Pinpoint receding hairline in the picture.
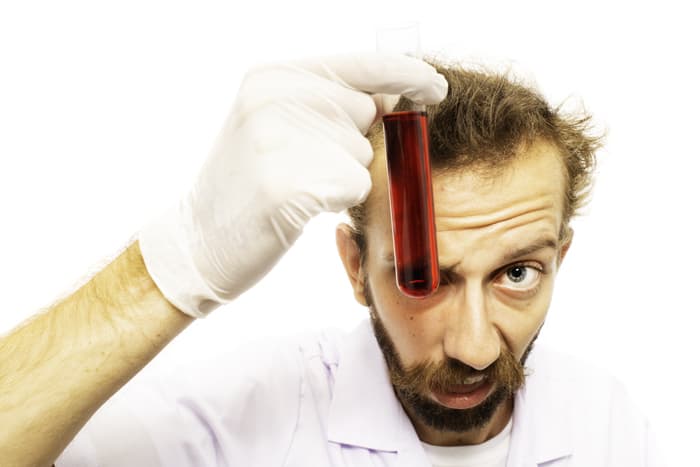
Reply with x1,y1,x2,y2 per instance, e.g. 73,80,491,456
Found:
361,134,569,230
349,59,600,264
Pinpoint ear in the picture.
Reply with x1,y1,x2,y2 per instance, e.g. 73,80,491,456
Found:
336,223,369,306
557,228,574,266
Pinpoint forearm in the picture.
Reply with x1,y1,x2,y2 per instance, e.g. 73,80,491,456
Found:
0,240,193,467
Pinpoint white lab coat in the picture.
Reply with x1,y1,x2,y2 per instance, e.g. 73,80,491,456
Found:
57,320,662,466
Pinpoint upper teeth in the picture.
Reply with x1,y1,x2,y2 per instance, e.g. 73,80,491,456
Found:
461,375,486,385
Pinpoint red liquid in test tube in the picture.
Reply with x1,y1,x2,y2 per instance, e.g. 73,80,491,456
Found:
382,110,439,298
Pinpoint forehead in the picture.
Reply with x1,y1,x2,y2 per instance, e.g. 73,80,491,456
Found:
365,140,567,239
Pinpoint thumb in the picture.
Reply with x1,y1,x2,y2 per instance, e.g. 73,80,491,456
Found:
371,94,402,121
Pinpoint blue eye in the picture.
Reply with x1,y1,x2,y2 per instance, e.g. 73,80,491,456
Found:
507,266,528,283
497,264,542,291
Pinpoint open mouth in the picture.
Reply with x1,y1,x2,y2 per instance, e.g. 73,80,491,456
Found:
430,377,494,410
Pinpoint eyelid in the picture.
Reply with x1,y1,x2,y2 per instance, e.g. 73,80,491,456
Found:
439,261,544,279
515,260,544,272
439,268,456,285
438,259,550,286
493,262,544,295
494,260,546,278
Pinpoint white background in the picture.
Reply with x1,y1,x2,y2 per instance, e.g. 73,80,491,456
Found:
1,0,697,464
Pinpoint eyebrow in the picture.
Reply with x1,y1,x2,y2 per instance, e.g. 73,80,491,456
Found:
497,237,559,265
382,237,559,272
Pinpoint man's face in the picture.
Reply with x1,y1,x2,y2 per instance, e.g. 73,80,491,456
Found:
337,140,570,446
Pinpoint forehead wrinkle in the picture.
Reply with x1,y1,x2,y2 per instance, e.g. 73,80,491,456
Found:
435,198,558,232
431,144,566,227
436,224,559,271
362,137,566,255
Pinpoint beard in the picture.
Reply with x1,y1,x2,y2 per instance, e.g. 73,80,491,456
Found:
364,281,537,434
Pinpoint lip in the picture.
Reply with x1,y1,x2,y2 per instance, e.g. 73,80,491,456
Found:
431,380,494,410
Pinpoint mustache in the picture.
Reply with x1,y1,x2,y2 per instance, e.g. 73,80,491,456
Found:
365,284,531,403
390,348,525,397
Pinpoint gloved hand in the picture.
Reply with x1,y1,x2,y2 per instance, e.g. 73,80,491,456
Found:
138,53,448,318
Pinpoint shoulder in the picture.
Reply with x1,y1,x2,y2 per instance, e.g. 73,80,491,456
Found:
524,344,633,407
162,329,343,403
519,345,653,463
524,344,643,418
174,327,350,413
57,330,348,467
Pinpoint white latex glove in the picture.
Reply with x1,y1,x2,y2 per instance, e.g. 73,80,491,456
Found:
138,53,448,318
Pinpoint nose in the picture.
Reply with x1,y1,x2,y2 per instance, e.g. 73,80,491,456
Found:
442,283,501,371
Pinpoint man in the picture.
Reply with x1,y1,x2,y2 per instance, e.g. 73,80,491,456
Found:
0,53,658,466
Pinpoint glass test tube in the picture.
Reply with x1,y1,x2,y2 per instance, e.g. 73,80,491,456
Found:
377,24,439,299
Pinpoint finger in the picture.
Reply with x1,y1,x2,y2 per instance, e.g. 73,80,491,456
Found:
297,87,378,136
276,99,375,167
293,52,448,105
294,140,373,212
237,64,379,135
244,100,375,168
371,94,401,118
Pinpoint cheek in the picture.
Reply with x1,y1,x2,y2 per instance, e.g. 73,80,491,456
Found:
369,270,446,363
491,280,554,358
369,265,556,364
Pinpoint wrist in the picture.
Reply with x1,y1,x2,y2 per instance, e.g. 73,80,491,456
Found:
138,203,225,318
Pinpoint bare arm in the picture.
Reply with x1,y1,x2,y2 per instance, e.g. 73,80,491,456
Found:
0,240,193,467
0,53,448,467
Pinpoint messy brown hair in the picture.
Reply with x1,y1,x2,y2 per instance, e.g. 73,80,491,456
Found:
348,60,603,263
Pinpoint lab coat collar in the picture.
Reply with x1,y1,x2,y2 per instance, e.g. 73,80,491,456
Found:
327,320,574,466
327,319,420,454
508,346,574,466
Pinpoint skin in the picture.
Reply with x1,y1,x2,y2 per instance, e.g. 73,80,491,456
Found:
0,139,570,463
336,139,572,446
0,242,192,467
